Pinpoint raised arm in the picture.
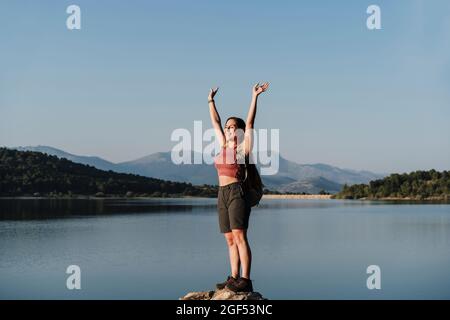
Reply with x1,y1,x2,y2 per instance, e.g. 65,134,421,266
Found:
246,82,269,128
208,87,226,148
245,82,269,154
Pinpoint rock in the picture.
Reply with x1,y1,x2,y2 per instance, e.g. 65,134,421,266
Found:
181,291,215,300
180,288,267,300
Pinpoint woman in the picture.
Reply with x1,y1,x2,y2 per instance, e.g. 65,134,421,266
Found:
208,82,269,293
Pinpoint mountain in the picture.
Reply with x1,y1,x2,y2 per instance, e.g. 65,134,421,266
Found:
260,153,384,190
0,147,217,197
276,176,343,194
14,146,117,171
9,146,386,194
115,150,218,186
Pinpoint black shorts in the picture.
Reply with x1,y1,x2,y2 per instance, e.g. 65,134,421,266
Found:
217,181,251,233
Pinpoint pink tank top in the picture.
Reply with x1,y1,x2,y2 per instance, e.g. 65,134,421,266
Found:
214,141,244,181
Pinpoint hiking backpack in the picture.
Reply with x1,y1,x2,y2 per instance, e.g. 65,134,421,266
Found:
242,153,264,207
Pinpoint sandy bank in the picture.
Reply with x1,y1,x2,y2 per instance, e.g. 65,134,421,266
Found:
262,194,333,199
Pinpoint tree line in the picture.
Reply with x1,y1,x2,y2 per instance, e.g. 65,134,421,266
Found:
334,170,450,200
0,148,218,197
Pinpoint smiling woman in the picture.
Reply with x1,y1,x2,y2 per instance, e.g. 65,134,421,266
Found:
208,82,268,293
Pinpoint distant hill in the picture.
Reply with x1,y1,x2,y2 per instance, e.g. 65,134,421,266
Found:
276,176,343,194
10,146,386,194
116,150,217,186
334,170,450,200
0,148,217,197
14,146,117,171
260,152,384,191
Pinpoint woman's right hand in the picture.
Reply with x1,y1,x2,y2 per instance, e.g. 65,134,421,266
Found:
208,87,219,101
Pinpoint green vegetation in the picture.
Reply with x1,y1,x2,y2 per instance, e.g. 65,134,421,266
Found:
334,170,450,200
0,148,218,198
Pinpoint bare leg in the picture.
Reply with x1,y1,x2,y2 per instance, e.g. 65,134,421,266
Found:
231,228,252,279
224,232,240,278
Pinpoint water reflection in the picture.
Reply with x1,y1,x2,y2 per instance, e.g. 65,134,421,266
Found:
0,198,449,299
0,198,217,220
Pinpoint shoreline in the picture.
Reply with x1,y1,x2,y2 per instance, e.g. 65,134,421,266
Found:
262,194,333,199
360,196,450,201
0,194,334,200
0,195,449,201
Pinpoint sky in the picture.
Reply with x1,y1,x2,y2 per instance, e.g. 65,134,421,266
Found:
1,0,449,174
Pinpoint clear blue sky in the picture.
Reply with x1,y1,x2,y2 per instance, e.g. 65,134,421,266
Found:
1,0,449,174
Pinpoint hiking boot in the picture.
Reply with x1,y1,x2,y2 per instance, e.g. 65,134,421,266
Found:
225,277,253,292
216,275,238,290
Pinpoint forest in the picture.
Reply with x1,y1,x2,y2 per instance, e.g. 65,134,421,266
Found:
334,170,450,200
0,148,218,198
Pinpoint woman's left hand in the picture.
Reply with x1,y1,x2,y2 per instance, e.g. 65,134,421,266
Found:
252,82,269,97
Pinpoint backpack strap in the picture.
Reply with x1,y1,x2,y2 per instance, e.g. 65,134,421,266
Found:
243,152,250,183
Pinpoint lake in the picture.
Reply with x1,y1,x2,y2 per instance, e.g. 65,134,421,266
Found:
0,198,449,299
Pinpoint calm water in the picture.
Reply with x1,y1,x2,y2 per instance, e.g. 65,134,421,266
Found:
1,198,449,300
